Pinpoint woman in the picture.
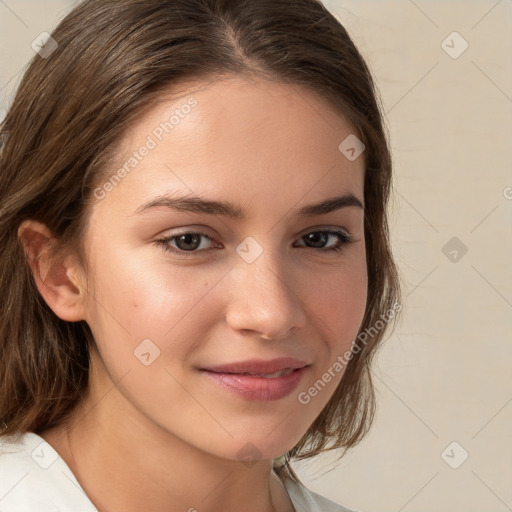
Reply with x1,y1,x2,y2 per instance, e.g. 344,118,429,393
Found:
0,0,402,510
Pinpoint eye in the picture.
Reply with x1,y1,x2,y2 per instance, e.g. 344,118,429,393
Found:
294,230,353,253
154,229,354,257
155,231,218,256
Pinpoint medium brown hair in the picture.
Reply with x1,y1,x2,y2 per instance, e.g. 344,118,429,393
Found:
0,0,402,482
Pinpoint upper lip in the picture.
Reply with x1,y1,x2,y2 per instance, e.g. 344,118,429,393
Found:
201,357,310,375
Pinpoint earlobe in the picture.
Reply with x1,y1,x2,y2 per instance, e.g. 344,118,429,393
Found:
17,220,87,322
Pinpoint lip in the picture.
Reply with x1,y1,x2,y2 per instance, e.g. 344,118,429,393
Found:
200,358,310,401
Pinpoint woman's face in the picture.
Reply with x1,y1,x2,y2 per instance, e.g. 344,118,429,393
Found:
78,76,367,462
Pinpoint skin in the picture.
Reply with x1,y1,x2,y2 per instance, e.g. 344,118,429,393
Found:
19,75,367,512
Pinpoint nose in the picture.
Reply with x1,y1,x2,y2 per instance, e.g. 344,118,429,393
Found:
225,250,307,340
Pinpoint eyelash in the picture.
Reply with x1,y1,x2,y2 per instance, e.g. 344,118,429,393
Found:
154,229,353,257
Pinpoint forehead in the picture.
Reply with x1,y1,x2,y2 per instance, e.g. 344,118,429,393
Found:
92,76,365,219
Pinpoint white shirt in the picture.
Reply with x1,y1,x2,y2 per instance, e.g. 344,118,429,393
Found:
0,432,357,512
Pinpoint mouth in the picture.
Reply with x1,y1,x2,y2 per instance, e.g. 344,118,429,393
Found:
199,359,310,401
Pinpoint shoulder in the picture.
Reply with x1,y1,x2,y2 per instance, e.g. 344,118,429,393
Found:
281,474,359,512
0,432,97,511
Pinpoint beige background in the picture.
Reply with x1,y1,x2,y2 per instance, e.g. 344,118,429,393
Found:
1,1,511,511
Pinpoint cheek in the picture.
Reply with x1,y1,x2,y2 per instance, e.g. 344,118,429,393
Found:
83,245,219,356
307,258,368,350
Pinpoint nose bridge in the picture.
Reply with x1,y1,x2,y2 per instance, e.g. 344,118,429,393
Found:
226,240,306,339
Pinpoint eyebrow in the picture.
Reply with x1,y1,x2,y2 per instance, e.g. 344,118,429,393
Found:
134,192,364,219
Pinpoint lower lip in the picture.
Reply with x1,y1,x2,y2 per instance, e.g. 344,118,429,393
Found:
201,367,308,401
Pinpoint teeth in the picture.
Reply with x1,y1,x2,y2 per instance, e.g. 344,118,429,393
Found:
242,368,294,378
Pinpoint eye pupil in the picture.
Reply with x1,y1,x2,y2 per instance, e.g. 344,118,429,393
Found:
305,232,327,248
177,233,201,251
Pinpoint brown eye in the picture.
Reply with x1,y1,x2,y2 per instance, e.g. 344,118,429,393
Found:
295,230,353,252
155,232,218,256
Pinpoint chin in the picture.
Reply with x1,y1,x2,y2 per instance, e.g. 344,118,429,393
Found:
218,431,303,466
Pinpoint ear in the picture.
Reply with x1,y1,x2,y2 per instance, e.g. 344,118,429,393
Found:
17,219,87,322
